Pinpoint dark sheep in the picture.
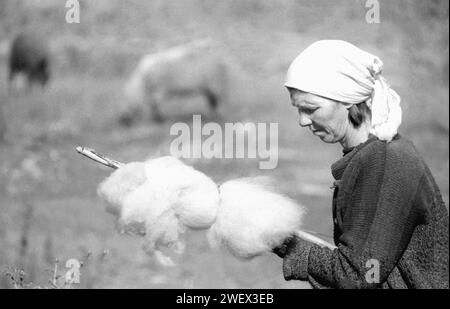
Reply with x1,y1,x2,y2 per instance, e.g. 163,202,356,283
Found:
8,32,50,91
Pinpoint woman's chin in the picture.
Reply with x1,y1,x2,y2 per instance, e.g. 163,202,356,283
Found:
320,136,332,143
314,132,335,143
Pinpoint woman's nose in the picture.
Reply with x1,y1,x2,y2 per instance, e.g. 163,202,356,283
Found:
299,113,312,127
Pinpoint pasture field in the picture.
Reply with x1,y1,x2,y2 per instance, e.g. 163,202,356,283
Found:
0,0,448,288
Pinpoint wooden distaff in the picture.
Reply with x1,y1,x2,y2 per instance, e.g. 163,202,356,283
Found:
296,230,336,249
76,146,337,250
76,146,123,169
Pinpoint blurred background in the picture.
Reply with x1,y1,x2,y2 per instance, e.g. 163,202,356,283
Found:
0,0,448,288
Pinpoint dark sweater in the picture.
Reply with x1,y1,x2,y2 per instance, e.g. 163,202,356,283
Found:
283,134,449,289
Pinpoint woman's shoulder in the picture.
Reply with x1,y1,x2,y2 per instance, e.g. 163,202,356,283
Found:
355,134,426,172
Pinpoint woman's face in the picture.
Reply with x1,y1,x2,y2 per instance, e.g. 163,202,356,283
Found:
289,88,351,143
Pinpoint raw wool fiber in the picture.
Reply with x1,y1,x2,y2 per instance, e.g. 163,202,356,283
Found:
208,178,305,259
97,162,147,217
98,156,220,266
98,157,306,265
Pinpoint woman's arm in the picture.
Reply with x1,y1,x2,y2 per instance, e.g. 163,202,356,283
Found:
283,143,426,288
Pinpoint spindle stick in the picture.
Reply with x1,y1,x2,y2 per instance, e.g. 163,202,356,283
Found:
76,146,336,250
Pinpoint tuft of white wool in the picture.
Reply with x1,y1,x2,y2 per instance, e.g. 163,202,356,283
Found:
98,157,309,265
142,156,220,229
98,156,220,265
97,162,147,217
207,178,305,259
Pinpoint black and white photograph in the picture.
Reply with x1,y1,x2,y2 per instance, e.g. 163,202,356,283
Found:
0,0,448,291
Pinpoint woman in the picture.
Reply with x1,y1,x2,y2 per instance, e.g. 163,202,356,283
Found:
274,40,449,289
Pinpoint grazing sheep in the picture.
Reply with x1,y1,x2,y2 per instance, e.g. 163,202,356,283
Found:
120,40,229,125
8,31,50,91
97,156,307,266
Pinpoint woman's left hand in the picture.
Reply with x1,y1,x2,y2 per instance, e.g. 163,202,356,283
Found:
272,235,296,258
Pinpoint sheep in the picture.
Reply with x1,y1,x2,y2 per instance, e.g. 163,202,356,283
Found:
97,156,309,266
8,31,51,91
120,40,229,125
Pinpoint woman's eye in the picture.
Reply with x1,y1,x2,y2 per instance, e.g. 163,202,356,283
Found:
299,108,317,114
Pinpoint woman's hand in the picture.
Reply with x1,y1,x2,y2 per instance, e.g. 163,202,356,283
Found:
272,235,296,258
273,231,336,258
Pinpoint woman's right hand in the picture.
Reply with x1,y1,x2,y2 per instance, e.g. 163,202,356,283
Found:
272,235,295,258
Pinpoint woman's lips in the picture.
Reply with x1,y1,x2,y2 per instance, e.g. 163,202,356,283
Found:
309,126,325,136
312,130,325,136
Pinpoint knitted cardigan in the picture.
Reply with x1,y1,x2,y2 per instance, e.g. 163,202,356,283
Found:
283,134,449,289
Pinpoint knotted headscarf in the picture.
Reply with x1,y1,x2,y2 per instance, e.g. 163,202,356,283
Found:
285,40,401,142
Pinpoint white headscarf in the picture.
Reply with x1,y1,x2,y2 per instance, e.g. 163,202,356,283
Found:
285,40,401,142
